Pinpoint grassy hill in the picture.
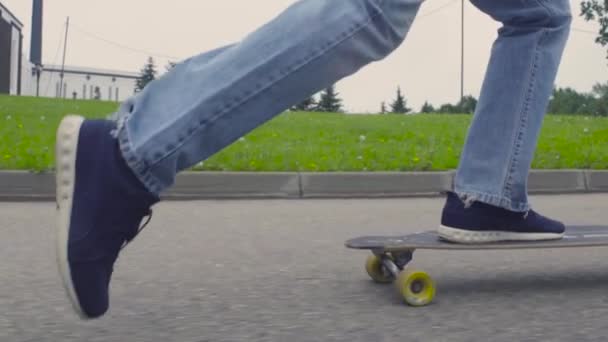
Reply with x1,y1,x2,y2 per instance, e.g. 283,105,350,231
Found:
1,94,607,172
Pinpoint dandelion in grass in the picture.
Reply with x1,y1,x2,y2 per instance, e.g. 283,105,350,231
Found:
239,137,246,142
40,116,46,121
357,155,363,160
359,135,366,142
6,115,11,120
584,128,589,134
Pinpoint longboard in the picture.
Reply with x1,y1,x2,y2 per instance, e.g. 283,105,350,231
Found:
345,225,608,307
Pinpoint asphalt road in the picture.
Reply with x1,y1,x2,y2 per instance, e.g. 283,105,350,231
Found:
1,194,608,342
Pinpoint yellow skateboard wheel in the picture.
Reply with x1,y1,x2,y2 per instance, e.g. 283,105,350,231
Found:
365,254,393,284
395,269,435,306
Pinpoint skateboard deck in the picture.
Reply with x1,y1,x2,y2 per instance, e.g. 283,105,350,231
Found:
345,225,608,251
345,225,608,307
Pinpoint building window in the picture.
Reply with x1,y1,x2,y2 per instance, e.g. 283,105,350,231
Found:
115,87,119,101
86,75,91,81
90,85,93,99
56,82,60,97
108,86,112,100
83,84,87,99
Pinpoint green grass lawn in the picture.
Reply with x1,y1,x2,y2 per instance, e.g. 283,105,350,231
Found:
1,94,608,172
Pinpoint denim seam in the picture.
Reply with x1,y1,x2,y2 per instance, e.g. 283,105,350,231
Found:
501,28,548,201
143,4,389,177
454,188,529,212
116,124,157,192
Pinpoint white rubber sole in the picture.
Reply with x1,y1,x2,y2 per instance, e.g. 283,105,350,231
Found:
438,225,565,244
55,115,88,319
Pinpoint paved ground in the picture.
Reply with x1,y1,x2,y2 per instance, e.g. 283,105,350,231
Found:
1,194,608,342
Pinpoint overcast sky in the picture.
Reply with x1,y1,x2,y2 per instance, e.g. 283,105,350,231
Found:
3,0,607,112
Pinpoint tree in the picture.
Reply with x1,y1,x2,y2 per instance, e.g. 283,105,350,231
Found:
390,87,411,114
316,85,343,112
581,1,608,60
593,82,608,97
420,101,435,113
457,95,477,114
592,82,608,116
135,57,157,92
380,101,387,114
292,95,317,111
548,87,594,115
438,103,459,114
166,61,177,71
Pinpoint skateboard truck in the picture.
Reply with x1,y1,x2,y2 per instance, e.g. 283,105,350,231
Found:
391,250,414,270
372,249,414,276
366,249,435,307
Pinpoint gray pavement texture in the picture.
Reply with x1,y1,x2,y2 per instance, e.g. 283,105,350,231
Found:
1,194,608,342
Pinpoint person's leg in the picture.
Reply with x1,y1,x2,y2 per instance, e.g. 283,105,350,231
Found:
114,0,423,194
56,0,424,319
54,44,234,319
439,0,572,243
109,44,235,123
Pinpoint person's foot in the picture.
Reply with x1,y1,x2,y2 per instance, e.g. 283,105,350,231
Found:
55,115,160,319
438,192,565,243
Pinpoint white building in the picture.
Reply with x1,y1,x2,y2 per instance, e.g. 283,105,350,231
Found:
0,2,24,95
25,64,139,102
2,1,140,102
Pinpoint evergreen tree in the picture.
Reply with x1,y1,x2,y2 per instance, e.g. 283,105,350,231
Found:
135,57,157,92
292,95,317,111
380,101,387,114
390,87,411,114
420,101,435,113
316,85,343,112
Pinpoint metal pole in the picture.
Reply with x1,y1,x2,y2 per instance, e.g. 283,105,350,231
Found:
36,66,41,96
59,16,69,98
460,0,464,101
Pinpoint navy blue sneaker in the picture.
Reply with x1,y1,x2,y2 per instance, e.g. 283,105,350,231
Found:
55,115,160,319
439,192,565,243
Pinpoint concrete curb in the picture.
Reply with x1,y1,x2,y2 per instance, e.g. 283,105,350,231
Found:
299,172,454,198
0,170,607,201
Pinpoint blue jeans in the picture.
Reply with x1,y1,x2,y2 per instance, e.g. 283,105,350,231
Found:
111,0,571,212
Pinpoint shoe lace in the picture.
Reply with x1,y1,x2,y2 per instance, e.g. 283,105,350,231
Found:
523,209,532,219
120,209,153,251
